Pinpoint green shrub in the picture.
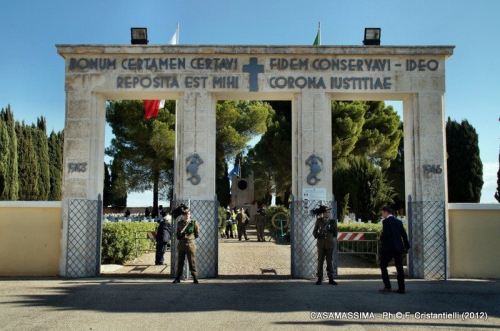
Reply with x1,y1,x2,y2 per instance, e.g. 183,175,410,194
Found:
101,222,157,264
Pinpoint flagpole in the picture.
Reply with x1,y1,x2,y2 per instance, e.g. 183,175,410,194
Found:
318,22,321,46
176,23,179,44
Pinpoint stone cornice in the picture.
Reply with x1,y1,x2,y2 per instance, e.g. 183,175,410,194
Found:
56,45,455,58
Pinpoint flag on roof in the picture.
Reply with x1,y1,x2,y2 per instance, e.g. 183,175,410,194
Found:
143,24,178,119
313,22,321,46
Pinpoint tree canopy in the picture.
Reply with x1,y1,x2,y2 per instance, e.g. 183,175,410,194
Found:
215,100,271,205
446,118,483,203
106,100,176,213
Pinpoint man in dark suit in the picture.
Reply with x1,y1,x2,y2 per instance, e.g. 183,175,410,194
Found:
155,214,172,265
378,205,410,294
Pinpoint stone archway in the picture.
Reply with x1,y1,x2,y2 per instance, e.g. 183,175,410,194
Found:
56,45,453,278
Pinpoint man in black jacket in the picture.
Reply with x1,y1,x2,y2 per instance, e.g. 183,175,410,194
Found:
378,205,410,294
155,215,172,265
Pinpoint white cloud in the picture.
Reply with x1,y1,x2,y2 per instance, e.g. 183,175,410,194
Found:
481,162,499,203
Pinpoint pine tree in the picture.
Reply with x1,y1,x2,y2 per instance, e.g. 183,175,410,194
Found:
446,118,483,202
32,117,50,200
0,105,18,200
48,130,63,201
16,121,39,200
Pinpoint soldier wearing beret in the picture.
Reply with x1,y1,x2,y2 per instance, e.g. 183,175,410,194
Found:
312,205,338,285
172,204,200,284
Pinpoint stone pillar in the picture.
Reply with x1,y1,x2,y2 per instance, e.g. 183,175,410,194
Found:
291,91,333,278
59,90,106,277
292,91,332,198
174,91,216,200
404,92,449,278
172,91,218,278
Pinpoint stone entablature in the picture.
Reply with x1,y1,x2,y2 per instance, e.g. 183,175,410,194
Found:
58,45,453,97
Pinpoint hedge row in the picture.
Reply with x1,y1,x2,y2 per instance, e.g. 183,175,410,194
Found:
101,222,157,264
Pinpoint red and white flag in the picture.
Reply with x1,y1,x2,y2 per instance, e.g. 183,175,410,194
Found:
143,24,178,119
143,100,165,119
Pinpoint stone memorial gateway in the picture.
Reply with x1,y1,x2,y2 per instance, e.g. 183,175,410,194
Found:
56,44,454,278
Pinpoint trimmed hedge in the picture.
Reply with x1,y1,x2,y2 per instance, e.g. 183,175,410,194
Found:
101,222,157,264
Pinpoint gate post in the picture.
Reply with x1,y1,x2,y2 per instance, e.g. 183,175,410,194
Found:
170,198,219,279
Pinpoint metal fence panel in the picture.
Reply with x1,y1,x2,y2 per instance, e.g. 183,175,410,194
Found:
290,197,337,279
170,198,219,279
408,197,446,280
67,196,102,277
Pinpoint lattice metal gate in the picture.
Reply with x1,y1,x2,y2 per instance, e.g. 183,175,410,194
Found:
290,196,337,279
66,195,102,277
408,196,447,280
170,197,219,279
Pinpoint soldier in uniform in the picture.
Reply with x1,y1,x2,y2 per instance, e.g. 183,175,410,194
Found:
172,204,200,284
312,205,338,285
254,208,266,242
235,208,249,241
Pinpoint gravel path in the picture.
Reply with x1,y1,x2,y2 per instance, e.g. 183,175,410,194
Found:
102,227,386,278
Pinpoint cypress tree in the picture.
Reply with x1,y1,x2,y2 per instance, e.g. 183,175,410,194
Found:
48,130,63,201
495,149,500,203
103,162,112,207
0,119,8,198
446,118,483,203
16,121,39,200
109,157,127,208
0,105,18,200
32,117,50,200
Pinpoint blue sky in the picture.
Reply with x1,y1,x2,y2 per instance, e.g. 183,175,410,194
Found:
1,0,498,205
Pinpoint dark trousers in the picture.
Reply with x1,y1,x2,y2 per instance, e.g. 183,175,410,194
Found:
380,251,405,290
225,223,234,238
237,223,248,240
317,247,334,278
155,242,168,265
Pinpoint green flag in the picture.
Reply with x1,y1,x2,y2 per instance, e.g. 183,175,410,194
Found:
313,32,320,46
313,22,321,45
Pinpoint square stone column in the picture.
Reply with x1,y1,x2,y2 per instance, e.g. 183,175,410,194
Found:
59,91,106,277
291,91,333,278
292,91,333,198
404,92,449,279
174,91,216,200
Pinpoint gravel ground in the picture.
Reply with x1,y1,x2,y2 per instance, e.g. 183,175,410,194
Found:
102,227,387,278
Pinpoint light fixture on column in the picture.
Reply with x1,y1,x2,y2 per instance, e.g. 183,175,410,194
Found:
131,28,148,45
363,28,381,45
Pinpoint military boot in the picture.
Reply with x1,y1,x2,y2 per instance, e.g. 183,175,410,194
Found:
328,277,338,285
315,277,322,285
193,276,199,284
173,277,181,283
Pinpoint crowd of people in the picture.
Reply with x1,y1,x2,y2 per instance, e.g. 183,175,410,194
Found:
220,207,267,242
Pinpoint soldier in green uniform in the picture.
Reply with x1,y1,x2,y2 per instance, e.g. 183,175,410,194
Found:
172,204,200,284
254,208,266,242
235,208,249,241
312,205,338,285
